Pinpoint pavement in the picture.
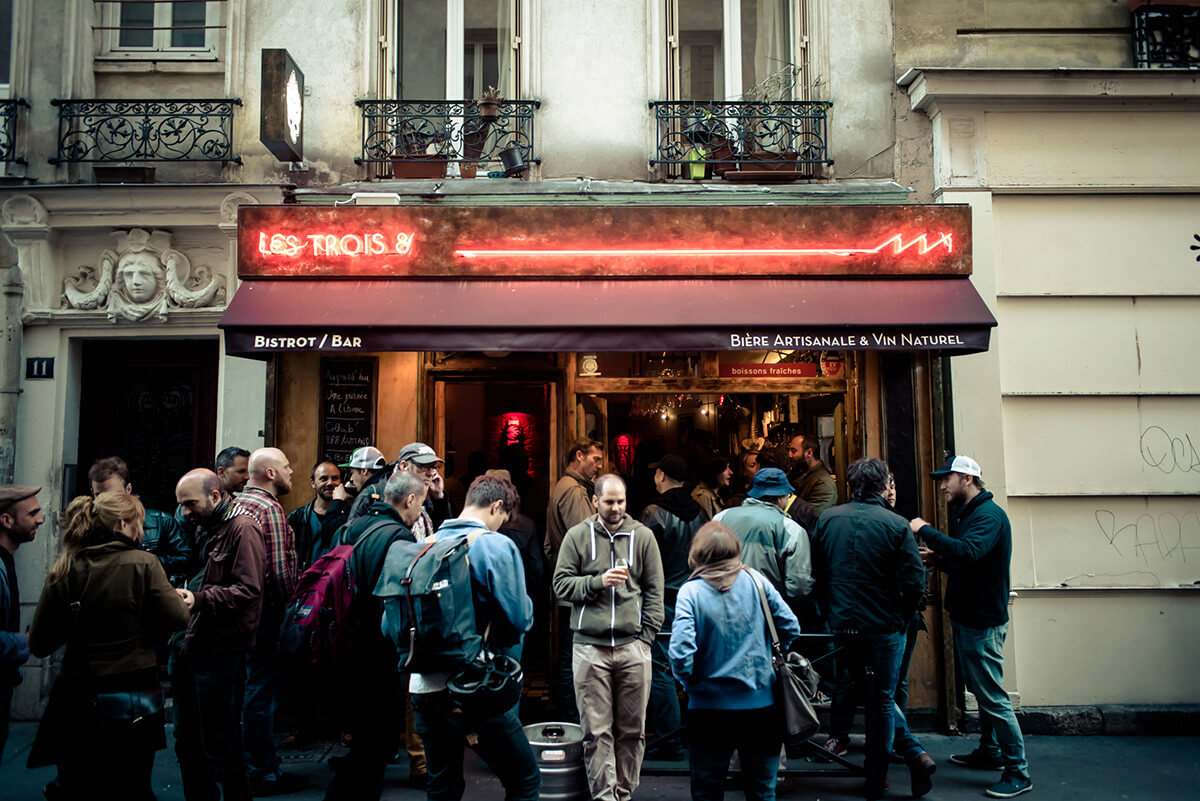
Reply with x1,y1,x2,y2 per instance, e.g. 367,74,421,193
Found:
1,722,1198,800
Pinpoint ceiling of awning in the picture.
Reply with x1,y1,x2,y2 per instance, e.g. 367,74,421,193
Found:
219,278,996,358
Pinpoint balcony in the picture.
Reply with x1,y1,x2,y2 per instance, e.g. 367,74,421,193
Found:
355,99,540,179
1130,1,1200,68
48,98,242,165
0,98,29,164
649,100,833,180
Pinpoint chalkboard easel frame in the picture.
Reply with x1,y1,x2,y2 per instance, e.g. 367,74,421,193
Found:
319,356,379,468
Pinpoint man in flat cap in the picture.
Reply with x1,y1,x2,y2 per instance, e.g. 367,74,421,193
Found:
394,442,454,540
0,485,43,761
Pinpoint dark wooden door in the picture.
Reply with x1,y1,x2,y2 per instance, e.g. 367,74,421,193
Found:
77,339,219,512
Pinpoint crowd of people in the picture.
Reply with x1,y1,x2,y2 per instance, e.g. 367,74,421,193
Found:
0,432,1031,801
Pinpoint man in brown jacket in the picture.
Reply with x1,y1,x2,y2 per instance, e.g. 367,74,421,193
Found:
173,468,266,801
546,437,604,722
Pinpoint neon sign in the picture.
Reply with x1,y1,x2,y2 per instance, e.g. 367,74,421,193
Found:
455,232,953,260
237,204,972,279
258,231,414,258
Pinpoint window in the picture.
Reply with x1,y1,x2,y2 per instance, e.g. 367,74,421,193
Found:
97,1,221,60
0,0,12,90
668,0,808,101
390,0,521,99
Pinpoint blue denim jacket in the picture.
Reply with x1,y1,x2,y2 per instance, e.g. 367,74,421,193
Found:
669,567,799,710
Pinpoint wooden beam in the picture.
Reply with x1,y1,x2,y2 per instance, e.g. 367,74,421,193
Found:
573,377,847,395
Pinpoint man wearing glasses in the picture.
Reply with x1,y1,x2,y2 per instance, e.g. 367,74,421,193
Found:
395,442,455,540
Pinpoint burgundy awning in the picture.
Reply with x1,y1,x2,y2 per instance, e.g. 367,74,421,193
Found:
219,278,996,357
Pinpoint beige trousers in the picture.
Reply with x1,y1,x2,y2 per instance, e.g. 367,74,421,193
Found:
573,640,653,801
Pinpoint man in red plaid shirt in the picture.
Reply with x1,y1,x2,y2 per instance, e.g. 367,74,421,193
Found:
233,447,307,795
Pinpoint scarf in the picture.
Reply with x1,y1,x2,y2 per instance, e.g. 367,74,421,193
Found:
689,557,742,592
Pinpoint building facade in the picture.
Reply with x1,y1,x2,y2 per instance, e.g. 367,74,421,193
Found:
1,0,1196,727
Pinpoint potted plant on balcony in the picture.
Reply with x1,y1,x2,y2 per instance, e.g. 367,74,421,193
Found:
477,85,503,122
389,123,449,179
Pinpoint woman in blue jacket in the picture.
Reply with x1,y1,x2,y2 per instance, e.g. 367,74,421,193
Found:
669,521,801,801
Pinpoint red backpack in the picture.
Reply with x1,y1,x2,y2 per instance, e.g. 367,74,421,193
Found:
280,544,356,665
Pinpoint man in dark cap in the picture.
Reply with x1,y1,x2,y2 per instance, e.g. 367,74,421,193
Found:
394,441,454,538
639,454,705,760
0,485,41,761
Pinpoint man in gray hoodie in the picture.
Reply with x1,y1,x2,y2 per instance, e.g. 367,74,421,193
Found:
553,474,665,801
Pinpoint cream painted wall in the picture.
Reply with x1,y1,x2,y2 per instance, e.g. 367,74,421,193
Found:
994,195,1200,296
1001,396,1200,496
998,297,1200,395
1012,592,1200,706
1008,496,1200,589
985,112,1200,189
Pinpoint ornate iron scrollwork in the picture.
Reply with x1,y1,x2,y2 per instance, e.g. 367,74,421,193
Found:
49,99,242,163
0,99,29,164
649,100,833,177
354,98,540,175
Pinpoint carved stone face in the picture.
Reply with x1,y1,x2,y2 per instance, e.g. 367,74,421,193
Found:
117,251,163,303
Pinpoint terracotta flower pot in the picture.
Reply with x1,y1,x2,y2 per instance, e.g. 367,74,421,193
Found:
389,153,448,179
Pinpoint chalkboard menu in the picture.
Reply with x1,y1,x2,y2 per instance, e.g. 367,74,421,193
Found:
319,357,377,466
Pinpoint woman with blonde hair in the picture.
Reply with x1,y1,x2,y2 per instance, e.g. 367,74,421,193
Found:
28,490,191,800
669,521,800,801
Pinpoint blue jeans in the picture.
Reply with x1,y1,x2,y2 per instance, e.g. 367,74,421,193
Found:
892,616,926,763
171,648,252,801
244,604,284,781
953,622,1029,780
835,632,905,795
687,706,781,801
411,689,540,801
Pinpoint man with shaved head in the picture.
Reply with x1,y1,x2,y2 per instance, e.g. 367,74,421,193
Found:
172,468,266,801
231,447,307,795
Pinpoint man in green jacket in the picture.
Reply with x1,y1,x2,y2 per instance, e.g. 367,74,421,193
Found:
553,474,664,801
788,432,838,516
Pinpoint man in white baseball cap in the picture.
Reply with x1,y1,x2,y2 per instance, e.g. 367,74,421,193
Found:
343,446,390,522
910,456,1031,799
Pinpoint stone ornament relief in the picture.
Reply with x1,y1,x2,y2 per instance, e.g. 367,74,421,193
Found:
62,228,226,322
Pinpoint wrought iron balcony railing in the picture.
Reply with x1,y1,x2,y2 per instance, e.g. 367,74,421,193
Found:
649,100,833,178
1131,2,1200,69
0,98,29,164
355,99,540,177
49,98,242,164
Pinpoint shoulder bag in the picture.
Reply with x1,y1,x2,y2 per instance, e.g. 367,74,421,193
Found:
748,568,821,740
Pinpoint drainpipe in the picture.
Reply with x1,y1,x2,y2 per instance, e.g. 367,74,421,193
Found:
0,243,22,485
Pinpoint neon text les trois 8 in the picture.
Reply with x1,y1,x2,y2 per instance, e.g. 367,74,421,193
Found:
257,231,416,258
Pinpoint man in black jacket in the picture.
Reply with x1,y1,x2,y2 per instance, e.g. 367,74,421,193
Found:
343,446,392,523
911,456,1031,799
811,458,928,801
288,460,349,571
89,456,194,584
327,471,427,800
639,454,704,760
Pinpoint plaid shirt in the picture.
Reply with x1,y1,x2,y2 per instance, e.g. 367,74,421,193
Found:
233,486,297,605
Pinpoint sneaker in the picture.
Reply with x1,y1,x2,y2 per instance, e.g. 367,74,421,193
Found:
907,752,937,798
985,773,1033,798
949,749,1006,770
823,736,848,757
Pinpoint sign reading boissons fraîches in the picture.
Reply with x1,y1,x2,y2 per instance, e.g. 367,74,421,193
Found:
319,357,376,466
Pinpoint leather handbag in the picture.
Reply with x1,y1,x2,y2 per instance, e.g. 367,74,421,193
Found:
749,570,821,740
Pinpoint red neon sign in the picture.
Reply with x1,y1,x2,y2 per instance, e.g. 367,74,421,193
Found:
455,232,953,260
237,204,972,279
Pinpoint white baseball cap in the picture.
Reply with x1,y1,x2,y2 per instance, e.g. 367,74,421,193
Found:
339,446,387,470
929,455,982,478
